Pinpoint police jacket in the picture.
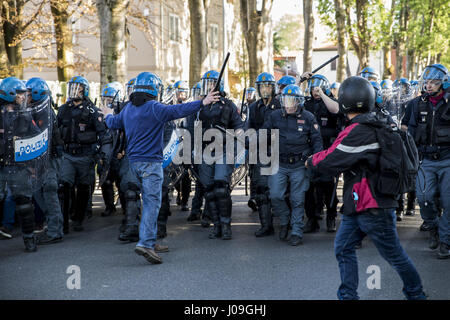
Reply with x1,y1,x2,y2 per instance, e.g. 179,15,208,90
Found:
57,98,111,156
408,93,450,157
263,107,322,168
245,97,281,131
304,97,344,149
197,96,243,140
307,113,398,216
0,102,41,166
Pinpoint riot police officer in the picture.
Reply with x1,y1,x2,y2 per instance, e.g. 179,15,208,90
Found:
246,72,281,236
276,75,296,96
0,77,43,251
98,82,125,217
330,82,341,99
57,76,112,232
304,74,343,233
264,85,322,245
359,67,380,82
197,70,244,240
26,77,65,244
172,80,192,213
409,63,450,259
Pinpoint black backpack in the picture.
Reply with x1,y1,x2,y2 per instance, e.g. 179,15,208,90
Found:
364,122,419,196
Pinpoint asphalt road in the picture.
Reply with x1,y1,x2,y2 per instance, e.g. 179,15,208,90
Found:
0,184,449,300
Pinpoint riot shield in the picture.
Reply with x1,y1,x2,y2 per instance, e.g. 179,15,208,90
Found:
389,85,414,126
0,96,51,197
163,129,185,189
230,148,248,190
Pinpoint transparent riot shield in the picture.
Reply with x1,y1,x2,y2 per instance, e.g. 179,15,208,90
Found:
163,129,185,189
390,85,414,126
0,96,51,198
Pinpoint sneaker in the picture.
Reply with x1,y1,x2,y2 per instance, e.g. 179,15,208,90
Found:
405,209,415,216
0,226,13,240
437,243,450,259
154,243,169,253
33,223,46,234
134,246,162,264
37,233,63,245
289,235,303,246
396,211,403,222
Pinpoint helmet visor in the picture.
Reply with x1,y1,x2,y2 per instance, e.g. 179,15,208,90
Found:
101,96,114,109
68,83,84,100
201,78,217,96
176,89,188,101
360,72,379,82
257,83,274,99
281,95,304,114
246,90,256,100
15,91,29,109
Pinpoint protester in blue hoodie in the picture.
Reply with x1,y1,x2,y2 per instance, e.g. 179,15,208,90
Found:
102,72,219,265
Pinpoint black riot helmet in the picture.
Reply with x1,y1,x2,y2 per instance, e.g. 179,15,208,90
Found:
338,76,375,114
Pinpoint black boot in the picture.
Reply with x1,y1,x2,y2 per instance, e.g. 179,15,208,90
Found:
187,211,199,221
304,218,320,233
200,210,211,228
72,184,90,231
205,190,221,239
221,222,232,240
255,201,274,237
396,210,403,221
23,235,37,252
157,223,167,239
405,192,416,216
247,199,257,212
279,225,289,241
326,216,336,233
119,191,140,242
101,180,116,217
429,227,440,250
438,242,450,259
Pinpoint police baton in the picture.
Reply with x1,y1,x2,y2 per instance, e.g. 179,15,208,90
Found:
299,54,340,83
213,52,230,93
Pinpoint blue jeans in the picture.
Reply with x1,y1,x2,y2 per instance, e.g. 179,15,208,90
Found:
268,165,309,237
334,209,425,300
130,161,163,249
416,154,450,245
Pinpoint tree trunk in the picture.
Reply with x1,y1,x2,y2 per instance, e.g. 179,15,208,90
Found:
96,0,130,88
188,0,209,88
240,0,274,84
334,0,347,82
303,0,314,74
2,0,25,78
0,6,10,77
50,0,74,82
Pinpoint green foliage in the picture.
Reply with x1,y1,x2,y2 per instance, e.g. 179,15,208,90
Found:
273,14,303,52
317,0,450,75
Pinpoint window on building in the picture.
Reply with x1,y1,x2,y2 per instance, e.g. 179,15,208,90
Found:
169,14,180,42
71,17,81,44
210,24,219,49
331,58,337,71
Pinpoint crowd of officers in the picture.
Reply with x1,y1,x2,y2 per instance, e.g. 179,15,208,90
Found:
0,63,449,261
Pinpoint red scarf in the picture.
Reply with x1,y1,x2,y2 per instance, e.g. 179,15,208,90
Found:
430,92,445,107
